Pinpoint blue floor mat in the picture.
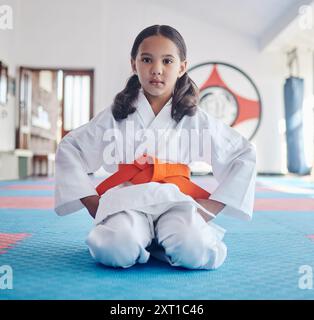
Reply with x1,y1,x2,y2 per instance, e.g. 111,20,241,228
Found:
0,175,314,300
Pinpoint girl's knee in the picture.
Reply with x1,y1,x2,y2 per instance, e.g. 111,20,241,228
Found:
158,226,227,270
86,225,149,268
200,241,227,270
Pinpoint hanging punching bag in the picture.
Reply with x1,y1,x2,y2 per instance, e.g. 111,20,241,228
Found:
283,76,311,175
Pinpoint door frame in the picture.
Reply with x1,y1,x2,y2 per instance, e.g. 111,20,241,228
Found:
17,66,94,148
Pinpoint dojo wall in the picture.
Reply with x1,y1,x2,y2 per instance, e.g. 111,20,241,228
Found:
1,0,312,173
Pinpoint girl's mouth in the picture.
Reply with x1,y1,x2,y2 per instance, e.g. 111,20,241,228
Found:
149,81,164,86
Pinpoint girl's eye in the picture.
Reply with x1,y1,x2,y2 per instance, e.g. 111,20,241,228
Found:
163,59,173,64
141,58,173,64
142,58,151,63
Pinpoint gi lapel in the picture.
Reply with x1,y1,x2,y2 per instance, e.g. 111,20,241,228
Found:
135,89,178,161
135,89,175,130
135,89,156,128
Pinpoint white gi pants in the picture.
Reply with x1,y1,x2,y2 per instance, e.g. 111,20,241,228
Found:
86,204,227,270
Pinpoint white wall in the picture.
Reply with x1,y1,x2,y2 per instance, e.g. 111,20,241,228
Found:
12,0,104,118
1,0,304,173
263,9,314,173
0,0,104,151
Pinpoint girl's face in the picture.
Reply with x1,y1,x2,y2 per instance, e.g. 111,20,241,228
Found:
131,35,187,101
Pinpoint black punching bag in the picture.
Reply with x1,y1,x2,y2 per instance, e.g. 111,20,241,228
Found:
283,77,311,175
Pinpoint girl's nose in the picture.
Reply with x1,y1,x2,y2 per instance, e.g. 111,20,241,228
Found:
151,70,161,75
151,63,163,75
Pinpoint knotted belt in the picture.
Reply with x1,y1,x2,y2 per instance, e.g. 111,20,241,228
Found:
96,154,210,199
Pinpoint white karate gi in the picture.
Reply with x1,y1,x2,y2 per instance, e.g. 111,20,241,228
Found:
55,89,256,270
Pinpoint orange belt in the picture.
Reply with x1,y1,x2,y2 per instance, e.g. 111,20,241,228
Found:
96,154,210,200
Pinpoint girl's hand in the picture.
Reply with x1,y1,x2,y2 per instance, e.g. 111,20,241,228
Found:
80,195,100,219
195,198,225,222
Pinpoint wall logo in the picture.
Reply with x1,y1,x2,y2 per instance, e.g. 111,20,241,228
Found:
188,62,262,141
0,5,13,30
0,265,13,290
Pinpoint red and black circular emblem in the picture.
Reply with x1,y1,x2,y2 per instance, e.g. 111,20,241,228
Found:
188,62,262,140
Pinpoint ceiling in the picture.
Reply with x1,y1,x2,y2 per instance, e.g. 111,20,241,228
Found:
266,1,314,51
144,0,314,49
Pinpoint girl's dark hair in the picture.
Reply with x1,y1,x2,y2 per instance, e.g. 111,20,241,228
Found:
111,25,199,123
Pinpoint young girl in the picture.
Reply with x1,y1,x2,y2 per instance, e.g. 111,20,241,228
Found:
55,25,256,270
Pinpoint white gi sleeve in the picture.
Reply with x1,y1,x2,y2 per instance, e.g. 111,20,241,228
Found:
208,117,257,221
54,109,113,216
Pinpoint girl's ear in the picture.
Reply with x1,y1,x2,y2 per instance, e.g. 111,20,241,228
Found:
178,60,187,78
131,58,137,74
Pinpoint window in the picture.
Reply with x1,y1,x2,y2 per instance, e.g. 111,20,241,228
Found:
62,70,93,136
